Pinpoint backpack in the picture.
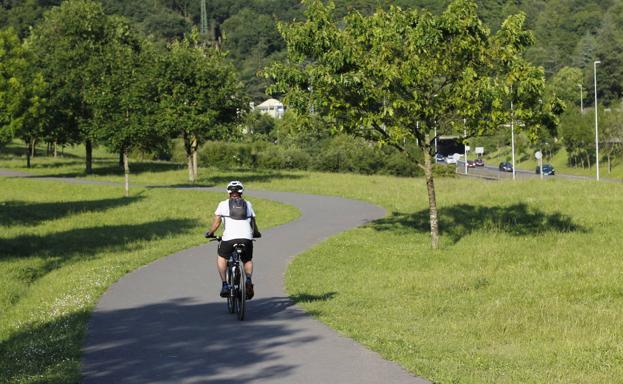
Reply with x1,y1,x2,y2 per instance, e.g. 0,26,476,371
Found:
228,198,248,220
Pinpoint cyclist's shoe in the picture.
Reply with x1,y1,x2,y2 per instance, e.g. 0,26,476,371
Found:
246,280,254,300
220,282,230,298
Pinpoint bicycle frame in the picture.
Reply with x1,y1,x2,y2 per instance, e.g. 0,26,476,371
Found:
225,242,247,321
208,236,250,321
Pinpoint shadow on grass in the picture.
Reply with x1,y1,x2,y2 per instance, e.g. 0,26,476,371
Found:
22,161,185,178
0,218,199,288
0,196,144,227
371,203,587,244
0,310,89,384
290,292,337,304
2,296,317,384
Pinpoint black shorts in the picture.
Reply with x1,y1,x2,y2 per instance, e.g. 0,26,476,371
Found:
218,238,253,262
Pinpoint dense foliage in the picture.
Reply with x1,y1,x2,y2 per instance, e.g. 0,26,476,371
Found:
2,0,623,104
1,0,622,180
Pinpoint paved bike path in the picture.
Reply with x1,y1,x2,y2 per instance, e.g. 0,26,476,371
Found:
1,170,428,383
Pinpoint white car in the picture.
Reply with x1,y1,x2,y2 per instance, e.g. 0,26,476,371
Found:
445,153,462,164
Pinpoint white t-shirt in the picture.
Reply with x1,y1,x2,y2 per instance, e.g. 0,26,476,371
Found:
215,199,256,241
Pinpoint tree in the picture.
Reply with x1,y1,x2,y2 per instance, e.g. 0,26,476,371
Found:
266,0,551,249
155,29,246,183
594,0,623,105
0,27,48,166
86,18,162,196
548,67,584,111
27,0,113,174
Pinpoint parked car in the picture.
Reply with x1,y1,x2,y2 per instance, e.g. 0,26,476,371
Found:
536,163,555,175
499,161,513,172
474,158,485,167
466,160,476,168
435,153,446,163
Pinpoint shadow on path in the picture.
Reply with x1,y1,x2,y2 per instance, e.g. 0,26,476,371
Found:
83,297,317,384
371,203,587,243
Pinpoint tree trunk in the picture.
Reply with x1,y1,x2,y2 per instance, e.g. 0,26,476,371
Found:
123,149,130,197
193,146,198,182
423,139,439,250
183,133,194,183
85,139,93,174
187,154,194,182
26,141,31,168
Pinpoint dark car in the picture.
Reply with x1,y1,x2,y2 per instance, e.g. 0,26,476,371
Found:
466,160,476,168
474,158,485,167
499,162,513,172
435,153,446,163
536,163,555,175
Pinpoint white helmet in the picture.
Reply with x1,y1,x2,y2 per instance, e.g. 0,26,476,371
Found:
226,180,244,194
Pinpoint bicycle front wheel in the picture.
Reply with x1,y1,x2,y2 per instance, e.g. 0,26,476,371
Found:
236,267,246,321
226,268,234,314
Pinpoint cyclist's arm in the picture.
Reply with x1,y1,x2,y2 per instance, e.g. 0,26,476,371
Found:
206,215,222,237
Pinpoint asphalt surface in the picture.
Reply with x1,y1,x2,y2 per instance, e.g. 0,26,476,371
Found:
0,170,428,383
456,160,622,182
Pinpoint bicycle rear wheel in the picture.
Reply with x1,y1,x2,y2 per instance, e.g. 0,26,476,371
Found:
226,268,234,314
236,268,246,321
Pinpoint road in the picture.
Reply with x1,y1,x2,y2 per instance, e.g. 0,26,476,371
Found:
455,161,622,182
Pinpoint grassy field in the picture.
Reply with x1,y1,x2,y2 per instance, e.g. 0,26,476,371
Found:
2,143,623,383
0,174,299,383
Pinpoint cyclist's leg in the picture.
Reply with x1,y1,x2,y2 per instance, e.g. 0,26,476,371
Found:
243,260,253,279
217,240,234,297
241,239,254,281
217,256,227,281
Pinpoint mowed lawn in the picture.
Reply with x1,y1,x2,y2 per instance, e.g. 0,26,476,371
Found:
2,147,623,383
0,176,299,384
280,176,623,383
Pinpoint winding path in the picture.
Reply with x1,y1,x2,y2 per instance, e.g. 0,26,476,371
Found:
1,169,429,383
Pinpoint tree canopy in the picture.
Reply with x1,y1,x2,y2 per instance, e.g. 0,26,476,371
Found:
265,0,550,248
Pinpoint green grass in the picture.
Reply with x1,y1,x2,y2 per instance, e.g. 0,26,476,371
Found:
3,143,623,383
0,176,299,384
284,178,623,383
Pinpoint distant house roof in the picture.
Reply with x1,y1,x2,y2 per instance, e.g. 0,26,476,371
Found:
257,98,283,109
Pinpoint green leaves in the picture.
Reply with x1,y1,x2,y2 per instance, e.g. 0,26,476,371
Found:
267,0,549,158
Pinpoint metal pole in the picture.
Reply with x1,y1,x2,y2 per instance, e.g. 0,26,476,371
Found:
434,124,437,155
464,118,467,174
511,99,516,181
594,60,601,181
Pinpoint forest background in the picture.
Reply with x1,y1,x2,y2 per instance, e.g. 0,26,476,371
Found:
2,0,623,177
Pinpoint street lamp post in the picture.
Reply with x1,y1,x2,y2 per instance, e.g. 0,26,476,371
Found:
578,84,583,113
594,60,601,181
464,119,468,175
511,98,516,181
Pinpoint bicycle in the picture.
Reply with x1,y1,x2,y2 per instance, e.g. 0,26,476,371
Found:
209,236,249,321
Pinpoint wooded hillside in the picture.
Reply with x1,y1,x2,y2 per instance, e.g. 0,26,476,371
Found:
2,0,622,104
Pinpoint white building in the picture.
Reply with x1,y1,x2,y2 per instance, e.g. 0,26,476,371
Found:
253,98,285,119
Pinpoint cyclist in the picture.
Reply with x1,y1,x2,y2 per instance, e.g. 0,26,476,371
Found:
205,181,261,299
